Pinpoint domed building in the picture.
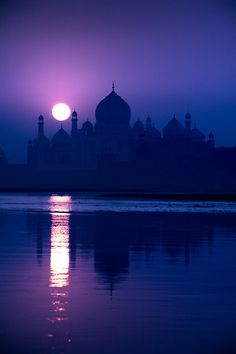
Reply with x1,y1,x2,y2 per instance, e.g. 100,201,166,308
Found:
51,127,71,165
95,84,131,161
95,83,131,131
163,114,186,141
133,119,144,131
190,126,205,142
52,127,71,147
132,120,145,143
27,85,214,170
82,120,94,136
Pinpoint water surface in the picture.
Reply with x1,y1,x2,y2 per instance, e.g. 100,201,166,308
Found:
0,194,236,354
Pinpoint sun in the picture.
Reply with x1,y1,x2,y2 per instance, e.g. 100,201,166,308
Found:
52,103,71,121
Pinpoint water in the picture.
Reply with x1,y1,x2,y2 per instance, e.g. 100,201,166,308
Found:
0,194,236,354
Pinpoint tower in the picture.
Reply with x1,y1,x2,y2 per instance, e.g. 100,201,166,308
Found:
38,114,45,141
71,110,78,137
185,112,191,133
146,116,152,131
208,132,215,148
35,114,50,168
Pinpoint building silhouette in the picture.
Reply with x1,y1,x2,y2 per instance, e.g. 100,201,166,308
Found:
1,84,236,192
27,85,215,171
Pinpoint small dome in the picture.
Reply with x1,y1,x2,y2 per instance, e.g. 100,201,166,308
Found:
163,115,185,137
191,127,205,140
209,132,214,139
82,120,93,129
147,126,161,139
185,112,191,120
72,110,77,117
52,127,71,145
146,116,152,123
38,114,44,121
82,120,94,136
133,120,144,131
95,89,131,124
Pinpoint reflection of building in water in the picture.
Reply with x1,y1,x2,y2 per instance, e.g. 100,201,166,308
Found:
28,205,220,300
48,195,71,330
93,214,130,295
28,208,219,298
26,212,51,265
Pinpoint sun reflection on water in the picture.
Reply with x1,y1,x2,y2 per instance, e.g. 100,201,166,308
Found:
49,195,71,324
50,217,69,288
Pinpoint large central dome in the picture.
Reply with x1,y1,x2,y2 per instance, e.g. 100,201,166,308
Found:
95,88,131,125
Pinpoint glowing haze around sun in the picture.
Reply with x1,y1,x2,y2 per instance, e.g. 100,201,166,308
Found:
52,103,71,121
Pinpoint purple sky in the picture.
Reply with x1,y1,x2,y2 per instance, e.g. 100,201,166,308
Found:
1,0,236,162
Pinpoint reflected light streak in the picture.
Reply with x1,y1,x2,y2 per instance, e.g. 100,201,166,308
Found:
49,195,71,288
49,195,71,324
50,224,69,288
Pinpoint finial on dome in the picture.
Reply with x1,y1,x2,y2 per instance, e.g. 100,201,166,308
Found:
112,81,115,92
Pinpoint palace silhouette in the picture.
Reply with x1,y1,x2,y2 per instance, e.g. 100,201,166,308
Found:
27,84,215,170
0,85,236,192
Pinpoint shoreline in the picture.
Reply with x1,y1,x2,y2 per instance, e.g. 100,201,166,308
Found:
0,189,236,201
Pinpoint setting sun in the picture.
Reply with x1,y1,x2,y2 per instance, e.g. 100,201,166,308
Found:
52,103,71,121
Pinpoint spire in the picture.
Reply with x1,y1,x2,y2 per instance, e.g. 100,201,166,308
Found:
72,109,77,117
38,114,45,140
208,132,215,148
71,110,78,137
146,116,152,130
112,81,115,92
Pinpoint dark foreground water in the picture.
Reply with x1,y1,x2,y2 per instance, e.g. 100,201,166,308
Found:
0,194,236,354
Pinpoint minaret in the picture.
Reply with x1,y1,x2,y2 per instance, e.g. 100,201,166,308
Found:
208,132,215,148
146,116,152,131
38,114,45,141
185,112,191,133
71,110,78,137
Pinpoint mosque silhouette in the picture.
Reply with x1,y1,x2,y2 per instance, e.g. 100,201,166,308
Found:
27,83,215,170
0,85,236,192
